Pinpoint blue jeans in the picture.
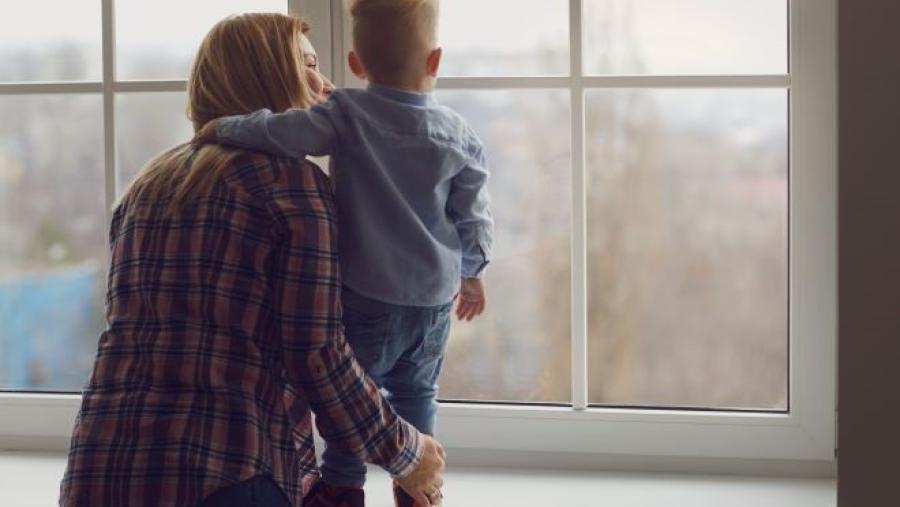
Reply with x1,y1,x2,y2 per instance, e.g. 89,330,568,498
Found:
197,476,290,507
320,287,453,487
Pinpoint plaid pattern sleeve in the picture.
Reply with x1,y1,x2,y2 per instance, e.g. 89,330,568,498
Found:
263,157,424,483
59,154,423,507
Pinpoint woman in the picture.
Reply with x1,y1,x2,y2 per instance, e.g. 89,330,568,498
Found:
59,13,444,507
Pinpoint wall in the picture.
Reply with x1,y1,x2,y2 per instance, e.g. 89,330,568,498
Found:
838,1,900,505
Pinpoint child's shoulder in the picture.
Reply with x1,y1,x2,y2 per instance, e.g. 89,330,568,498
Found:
331,88,482,150
433,105,483,150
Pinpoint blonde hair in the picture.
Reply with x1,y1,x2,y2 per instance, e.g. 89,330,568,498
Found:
122,13,315,213
351,0,439,86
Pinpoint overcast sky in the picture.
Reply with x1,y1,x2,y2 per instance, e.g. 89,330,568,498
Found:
0,0,787,75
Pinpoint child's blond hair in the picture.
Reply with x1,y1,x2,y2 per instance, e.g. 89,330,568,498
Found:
350,0,439,87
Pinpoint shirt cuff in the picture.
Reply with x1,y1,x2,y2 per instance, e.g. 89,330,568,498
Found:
215,115,239,142
386,420,425,480
461,244,490,278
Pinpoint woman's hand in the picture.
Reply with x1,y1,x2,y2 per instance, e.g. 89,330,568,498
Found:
456,277,486,321
193,120,220,146
396,435,446,505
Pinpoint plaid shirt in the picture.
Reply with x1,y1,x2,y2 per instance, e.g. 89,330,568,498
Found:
60,153,423,507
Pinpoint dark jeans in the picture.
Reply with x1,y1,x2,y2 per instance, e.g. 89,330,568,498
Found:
197,476,291,507
320,287,453,487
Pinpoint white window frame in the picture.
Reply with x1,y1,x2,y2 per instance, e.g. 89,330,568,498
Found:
0,0,836,474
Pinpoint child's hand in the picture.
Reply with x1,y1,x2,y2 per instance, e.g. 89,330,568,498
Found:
456,277,486,322
193,119,220,146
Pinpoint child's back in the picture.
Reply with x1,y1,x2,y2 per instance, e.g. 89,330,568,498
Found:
217,83,492,305
333,85,491,305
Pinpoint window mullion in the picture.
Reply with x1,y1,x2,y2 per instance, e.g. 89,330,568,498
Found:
292,0,335,81
570,0,588,410
101,0,116,222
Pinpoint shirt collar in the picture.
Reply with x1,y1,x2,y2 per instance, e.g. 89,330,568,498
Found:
367,83,437,107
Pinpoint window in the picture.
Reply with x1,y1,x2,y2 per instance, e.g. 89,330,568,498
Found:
435,0,791,411
1,0,836,467
336,0,835,462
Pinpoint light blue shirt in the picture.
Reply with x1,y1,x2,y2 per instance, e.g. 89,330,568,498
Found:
217,84,494,306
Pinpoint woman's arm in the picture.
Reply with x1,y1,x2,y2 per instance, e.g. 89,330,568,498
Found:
265,160,428,480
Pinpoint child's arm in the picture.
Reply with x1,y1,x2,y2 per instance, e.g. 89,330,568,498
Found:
447,143,494,320
211,99,341,159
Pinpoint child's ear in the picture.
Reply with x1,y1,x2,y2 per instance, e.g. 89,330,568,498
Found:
426,47,442,77
348,50,367,80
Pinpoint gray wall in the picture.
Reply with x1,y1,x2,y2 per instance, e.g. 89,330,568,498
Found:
838,1,900,505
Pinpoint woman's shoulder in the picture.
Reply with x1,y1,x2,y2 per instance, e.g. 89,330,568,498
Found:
225,152,328,192
225,152,334,216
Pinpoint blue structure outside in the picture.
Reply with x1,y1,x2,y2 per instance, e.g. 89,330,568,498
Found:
0,263,103,390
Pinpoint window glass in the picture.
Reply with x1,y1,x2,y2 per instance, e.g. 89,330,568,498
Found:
0,95,105,391
584,0,788,75
0,1,101,82
116,93,192,195
116,0,286,80
439,0,569,77
586,89,788,410
436,89,572,403
0,2,794,409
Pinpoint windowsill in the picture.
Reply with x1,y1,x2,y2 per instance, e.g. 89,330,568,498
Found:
0,451,836,507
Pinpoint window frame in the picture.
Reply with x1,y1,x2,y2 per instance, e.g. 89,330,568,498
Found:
0,0,836,471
